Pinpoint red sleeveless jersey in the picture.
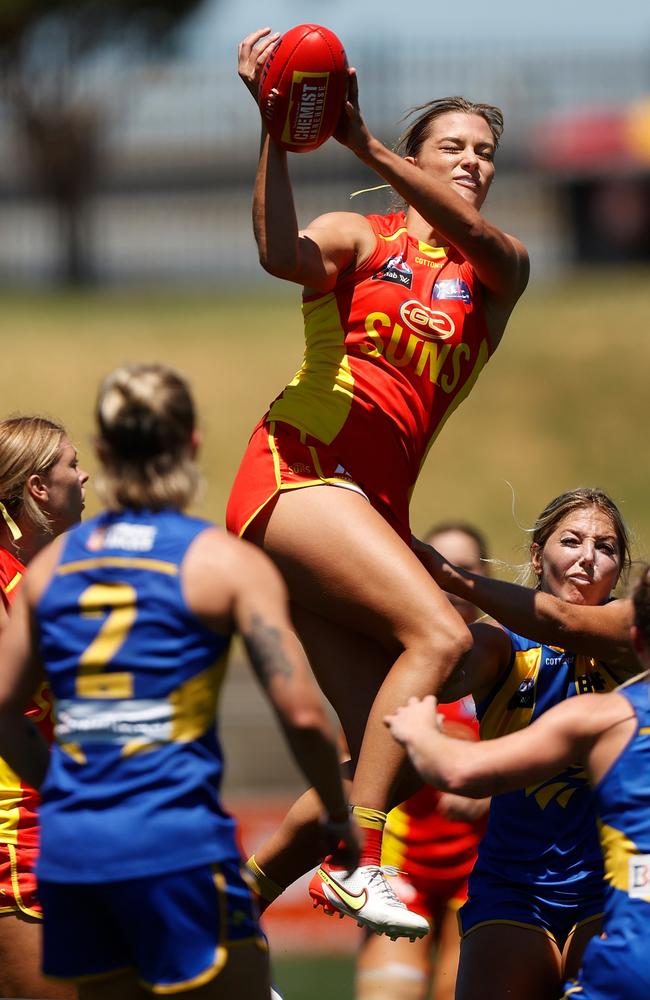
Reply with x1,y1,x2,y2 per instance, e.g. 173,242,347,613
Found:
267,211,493,530
0,547,53,915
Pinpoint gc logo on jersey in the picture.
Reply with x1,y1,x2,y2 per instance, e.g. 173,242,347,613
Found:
399,300,455,341
372,255,413,288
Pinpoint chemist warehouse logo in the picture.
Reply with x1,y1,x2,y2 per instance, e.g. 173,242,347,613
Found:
400,300,455,341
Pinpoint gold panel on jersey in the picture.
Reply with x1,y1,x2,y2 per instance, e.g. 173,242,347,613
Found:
599,819,650,901
480,646,541,740
268,292,355,445
76,671,134,699
169,656,226,743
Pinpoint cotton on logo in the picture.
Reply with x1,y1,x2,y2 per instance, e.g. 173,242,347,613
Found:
399,300,455,341
629,854,650,899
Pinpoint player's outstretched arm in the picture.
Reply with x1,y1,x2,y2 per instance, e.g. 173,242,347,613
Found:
238,29,375,291
415,537,637,672
385,692,628,798
336,71,529,310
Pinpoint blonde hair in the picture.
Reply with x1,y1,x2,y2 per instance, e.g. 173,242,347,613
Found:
395,96,504,159
95,364,199,511
0,416,67,536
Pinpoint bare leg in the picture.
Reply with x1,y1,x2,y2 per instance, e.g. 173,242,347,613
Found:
455,925,562,1000
430,907,461,1000
356,929,432,1000
252,776,352,891
561,914,601,982
0,912,74,999
248,487,471,818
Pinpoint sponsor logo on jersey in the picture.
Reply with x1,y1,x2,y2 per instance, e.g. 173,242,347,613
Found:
399,300,455,341
507,677,536,710
575,669,607,694
372,255,413,288
629,854,650,899
360,309,481,392
432,278,472,304
527,762,587,810
414,256,445,269
103,523,157,552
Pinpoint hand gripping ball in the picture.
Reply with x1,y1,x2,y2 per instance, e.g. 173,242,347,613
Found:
259,24,348,153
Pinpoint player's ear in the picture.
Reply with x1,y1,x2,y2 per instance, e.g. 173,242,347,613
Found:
530,543,543,582
26,474,48,504
190,429,201,457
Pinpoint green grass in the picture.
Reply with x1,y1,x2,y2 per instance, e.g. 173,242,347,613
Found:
273,954,355,1000
1,270,649,572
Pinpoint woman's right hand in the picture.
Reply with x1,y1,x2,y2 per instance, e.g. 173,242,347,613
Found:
321,813,362,875
237,27,280,102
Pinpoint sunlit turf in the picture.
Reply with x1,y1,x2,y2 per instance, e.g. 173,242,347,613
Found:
1,269,649,570
273,954,355,1000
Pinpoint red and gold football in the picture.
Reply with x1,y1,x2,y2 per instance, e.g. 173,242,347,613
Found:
259,24,348,154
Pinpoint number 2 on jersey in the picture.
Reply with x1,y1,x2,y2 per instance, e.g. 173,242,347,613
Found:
76,582,137,698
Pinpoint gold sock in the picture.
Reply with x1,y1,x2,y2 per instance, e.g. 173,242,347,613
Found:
246,854,284,903
352,806,387,830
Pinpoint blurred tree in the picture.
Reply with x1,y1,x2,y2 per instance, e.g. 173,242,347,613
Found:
0,0,206,284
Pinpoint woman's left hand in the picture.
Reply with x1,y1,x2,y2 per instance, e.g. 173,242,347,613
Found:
385,694,441,747
333,68,372,156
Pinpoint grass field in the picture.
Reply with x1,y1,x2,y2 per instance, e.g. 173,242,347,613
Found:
273,955,355,1000
2,269,649,574
2,272,648,998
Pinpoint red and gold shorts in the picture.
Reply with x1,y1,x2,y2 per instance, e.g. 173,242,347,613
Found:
0,843,41,918
227,419,378,539
386,867,470,925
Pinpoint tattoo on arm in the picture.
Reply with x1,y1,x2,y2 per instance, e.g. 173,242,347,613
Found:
243,613,293,687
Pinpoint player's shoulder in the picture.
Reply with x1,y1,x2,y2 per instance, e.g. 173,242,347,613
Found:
185,527,283,591
302,210,375,239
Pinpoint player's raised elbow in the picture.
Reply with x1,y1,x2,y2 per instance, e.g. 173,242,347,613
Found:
288,704,329,735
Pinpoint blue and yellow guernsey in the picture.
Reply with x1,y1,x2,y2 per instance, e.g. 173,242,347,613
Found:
565,678,650,999
34,509,236,884
474,628,626,896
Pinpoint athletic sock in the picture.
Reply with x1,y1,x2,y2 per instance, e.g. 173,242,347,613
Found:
351,806,387,867
246,854,285,913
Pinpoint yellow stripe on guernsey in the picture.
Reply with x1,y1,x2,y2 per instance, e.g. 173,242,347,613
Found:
268,293,355,444
413,338,489,489
417,241,448,259
57,556,178,577
598,820,650,903
4,571,22,596
378,226,408,243
479,647,541,740
0,759,23,845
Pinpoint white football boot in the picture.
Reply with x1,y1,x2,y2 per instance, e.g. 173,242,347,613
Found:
308,863,430,941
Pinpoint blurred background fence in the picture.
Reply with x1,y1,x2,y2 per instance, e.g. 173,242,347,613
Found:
1,31,649,285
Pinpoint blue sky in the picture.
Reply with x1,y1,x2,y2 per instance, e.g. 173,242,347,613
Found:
189,0,650,57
